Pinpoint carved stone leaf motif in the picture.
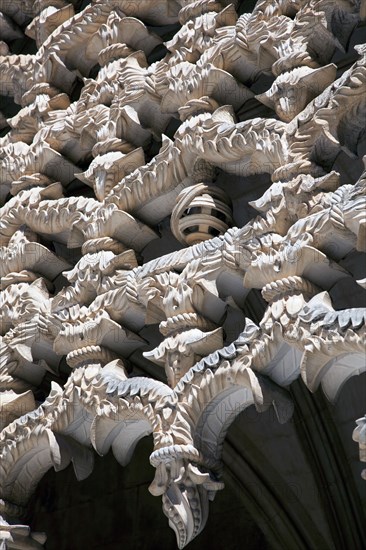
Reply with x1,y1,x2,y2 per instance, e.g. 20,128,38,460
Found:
0,0,365,547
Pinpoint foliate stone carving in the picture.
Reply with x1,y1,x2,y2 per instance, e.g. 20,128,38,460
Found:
0,0,365,546
0,390,36,431
256,64,338,121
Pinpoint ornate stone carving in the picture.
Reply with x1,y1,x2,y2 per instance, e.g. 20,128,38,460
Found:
171,183,233,245
0,0,365,546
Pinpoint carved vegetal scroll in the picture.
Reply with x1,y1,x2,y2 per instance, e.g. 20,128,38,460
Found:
0,0,365,547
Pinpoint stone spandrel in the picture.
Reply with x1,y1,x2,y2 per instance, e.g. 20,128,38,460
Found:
0,0,365,548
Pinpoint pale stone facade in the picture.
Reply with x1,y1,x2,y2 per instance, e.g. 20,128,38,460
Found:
0,0,365,548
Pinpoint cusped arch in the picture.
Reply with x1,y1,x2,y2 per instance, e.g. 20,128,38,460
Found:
174,359,293,468
0,362,174,524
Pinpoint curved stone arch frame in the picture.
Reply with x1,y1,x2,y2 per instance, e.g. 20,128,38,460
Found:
0,346,293,544
2,311,364,546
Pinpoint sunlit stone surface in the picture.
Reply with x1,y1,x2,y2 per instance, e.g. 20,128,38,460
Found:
0,0,365,547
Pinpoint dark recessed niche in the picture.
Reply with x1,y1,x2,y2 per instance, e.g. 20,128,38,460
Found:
88,63,101,79
237,0,258,15
63,179,95,198
8,35,36,55
0,94,21,120
164,116,182,138
77,0,92,10
214,170,272,229
147,44,169,64
329,277,366,310
147,23,181,40
70,77,85,103
141,216,183,264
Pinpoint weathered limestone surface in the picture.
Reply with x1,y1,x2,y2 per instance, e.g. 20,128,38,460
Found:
0,0,365,547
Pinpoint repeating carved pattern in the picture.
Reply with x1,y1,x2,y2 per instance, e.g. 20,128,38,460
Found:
0,0,365,547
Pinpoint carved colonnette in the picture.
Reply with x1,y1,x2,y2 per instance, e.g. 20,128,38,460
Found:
0,0,365,547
